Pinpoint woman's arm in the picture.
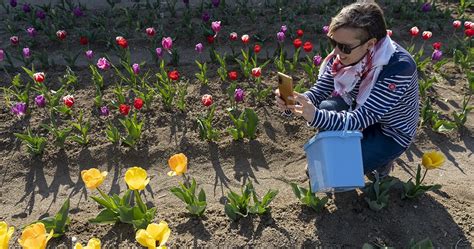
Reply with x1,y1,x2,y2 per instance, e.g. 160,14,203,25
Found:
303,59,335,107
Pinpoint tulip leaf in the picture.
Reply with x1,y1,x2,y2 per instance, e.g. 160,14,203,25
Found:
90,196,116,211
89,209,119,224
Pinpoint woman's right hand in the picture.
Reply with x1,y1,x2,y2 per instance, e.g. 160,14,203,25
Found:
274,88,288,112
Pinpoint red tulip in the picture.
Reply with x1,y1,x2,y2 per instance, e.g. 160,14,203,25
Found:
422,31,432,40
228,71,238,81
293,38,302,49
56,30,67,40
386,29,393,36
303,41,313,52
206,35,214,44
79,36,88,45
201,94,213,107
464,21,472,29
145,27,156,37
251,67,261,78
241,34,249,44
409,26,419,37
119,104,131,115
465,28,474,37
432,42,441,50
254,44,261,54
229,32,238,41
33,72,45,83
134,98,144,110
63,95,74,108
116,36,128,48
453,20,461,29
296,29,304,37
168,70,179,81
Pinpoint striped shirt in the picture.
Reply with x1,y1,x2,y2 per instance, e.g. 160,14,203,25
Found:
304,46,419,148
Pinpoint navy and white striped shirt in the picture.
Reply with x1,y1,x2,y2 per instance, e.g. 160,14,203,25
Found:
304,46,419,148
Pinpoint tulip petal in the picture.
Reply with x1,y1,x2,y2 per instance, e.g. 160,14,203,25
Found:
147,221,170,246
136,229,156,249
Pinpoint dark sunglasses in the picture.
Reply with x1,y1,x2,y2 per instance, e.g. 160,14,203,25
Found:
328,37,370,54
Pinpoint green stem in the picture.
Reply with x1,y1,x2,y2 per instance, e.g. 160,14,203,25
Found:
419,168,428,186
134,190,147,213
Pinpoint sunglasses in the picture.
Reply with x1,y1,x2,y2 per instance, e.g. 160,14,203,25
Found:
327,37,370,54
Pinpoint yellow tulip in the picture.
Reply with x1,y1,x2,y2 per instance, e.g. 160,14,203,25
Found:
167,153,188,176
81,168,108,190
0,221,15,249
125,167,150,191
136,221,171,249
74,238,101,249
18,223,53,249
421,151,445,170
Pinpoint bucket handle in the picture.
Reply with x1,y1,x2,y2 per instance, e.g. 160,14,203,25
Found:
342,107,352,136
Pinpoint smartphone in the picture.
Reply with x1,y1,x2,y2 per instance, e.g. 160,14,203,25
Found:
277,72,295,105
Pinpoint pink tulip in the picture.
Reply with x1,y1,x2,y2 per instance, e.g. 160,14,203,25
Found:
211,21,221,34
162,37,172,51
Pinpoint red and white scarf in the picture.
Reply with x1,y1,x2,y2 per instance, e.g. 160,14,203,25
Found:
318,35,397,109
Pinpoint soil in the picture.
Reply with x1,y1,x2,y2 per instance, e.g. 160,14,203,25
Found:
0,0,473,248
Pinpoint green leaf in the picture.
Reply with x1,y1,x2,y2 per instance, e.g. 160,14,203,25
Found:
261,190,278,207
290,183,301,199
90,196,116,211
89,209,119,224
224,204,238,221
198,188,206,202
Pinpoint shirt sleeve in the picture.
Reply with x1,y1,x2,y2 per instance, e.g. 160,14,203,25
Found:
307,60,416,130
303,58,335,107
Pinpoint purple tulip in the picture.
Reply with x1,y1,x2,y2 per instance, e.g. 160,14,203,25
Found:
421,2,432,12
234,88,244,102
322,25,329,34
22,3,31,13
132,63,140,75
277,31,285,42
211,0,220,7
73,6,84,17
85,50,94,60
162,37,172,51
195,43,204,53
431,49,442,61
156,47,163,58
202,11,210,22
26,27,37,37
280,25,287,33
183,0,189,7
11,102,27,116
22,47,31,58
36,10,46,20
100,106,110,116
313,55,322,66
10,0,17,7
35,95,46,108
96,57,110,70
0,49,4,61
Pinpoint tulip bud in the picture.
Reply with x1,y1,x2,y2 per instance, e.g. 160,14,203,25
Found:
254,44,261,54
453,20,461,29
211,0,220,7
79,36,88,45
276,31,285,42
207,35,215,44
228,71,238,81
202,11,210,22
97,57,110,70
234,88,244,102
168,70,179,81
432,42,441,50
421,2,431,12
322,25,329,34
241,34,250,44
251,67,261,78
10,0,17,7
35,95,46,108
422,31,432,40
0,49,4,62
119,104,130,115
146,27,156,37
296,29,304,37
116,36,128,48
313,55,322,66
22,3,31,13
201,94,213,107
464,21,472,29
85,50,94,60
229,32,238,41
195,43,204,53
10,36,19,45
100,106,110,116
303,41,313,52
431,49,442,61
36,10,46,20
33,72,45,83
386,29,393,36
162,37,173,50
293,38,302,49
211,21,221,34
156,47,163,58
280,25,288,33
22,47,31,58
132,63,140,75
134,98,144,110
63,95,74,108
465,28,474,37
409,26,419,36
73,7,84,17
56,30,67,40
26,27,37,37
11,102,26,117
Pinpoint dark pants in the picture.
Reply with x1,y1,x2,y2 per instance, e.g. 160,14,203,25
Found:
319,97,405,174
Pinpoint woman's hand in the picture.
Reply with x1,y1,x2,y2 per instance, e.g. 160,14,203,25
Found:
288,92,317,122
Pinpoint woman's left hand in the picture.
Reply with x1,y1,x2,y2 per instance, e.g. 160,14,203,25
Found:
287,92,317,123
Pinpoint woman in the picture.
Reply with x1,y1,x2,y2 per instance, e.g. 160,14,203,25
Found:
275,1,419,177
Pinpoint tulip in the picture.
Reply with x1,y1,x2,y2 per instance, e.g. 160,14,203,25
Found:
134,98,144,110
386,29,393,36
241,34,249,44
206,35,214,44
19,223,53,249
10,36,19,45
22,3,31,13
85,50,94,60
453,20,461,29
9,0,17,7
73,7,84,17
276,31,285,42
254,44,261,54
409,26,419,36
81,168,107,190
234,88,244,102
79,36,89,45
99,106,109,116
97,57,110,70
431,49,442,61
74,238,101,249
116,36,128,48
183,0,189,7
119,104,131,115
26,27,37,37
421,151,445,170
33,72,45,83
465,29,474,37
293,38,302,49
464,21,472,29
251,67,261,78
132,63,140,75
124,167,150,191
229,32,238,41
167,153,188,176
146,27,156,37
280,25,287,33
135,221,170,249
228,71,238,81
35,95,46,108
168,70,179,81
36,10,46,20
22,47,31,58
201,94,213,107
56,30,67,40
432,42,441,50
313,55,322,66
11,102,26,117
421,2,431,12
0,49,4,61
0,221,15,248
303,41,313,52
422,31,432,40
156,47,163,58
211,21,221,34
195,43,204,53
296,29,304,37
63,95,74,108
322,25,329,34
201,11,210,22
162,37,172,51
211,0,220,7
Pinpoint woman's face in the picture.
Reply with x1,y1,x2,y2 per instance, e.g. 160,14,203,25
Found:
329,27,376,66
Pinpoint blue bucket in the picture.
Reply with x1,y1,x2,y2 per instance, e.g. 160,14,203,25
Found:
303,130,365,193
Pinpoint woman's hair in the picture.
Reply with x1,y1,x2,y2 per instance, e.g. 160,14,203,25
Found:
329,1,387,42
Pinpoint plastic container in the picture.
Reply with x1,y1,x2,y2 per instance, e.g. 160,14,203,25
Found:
303,130,365,193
